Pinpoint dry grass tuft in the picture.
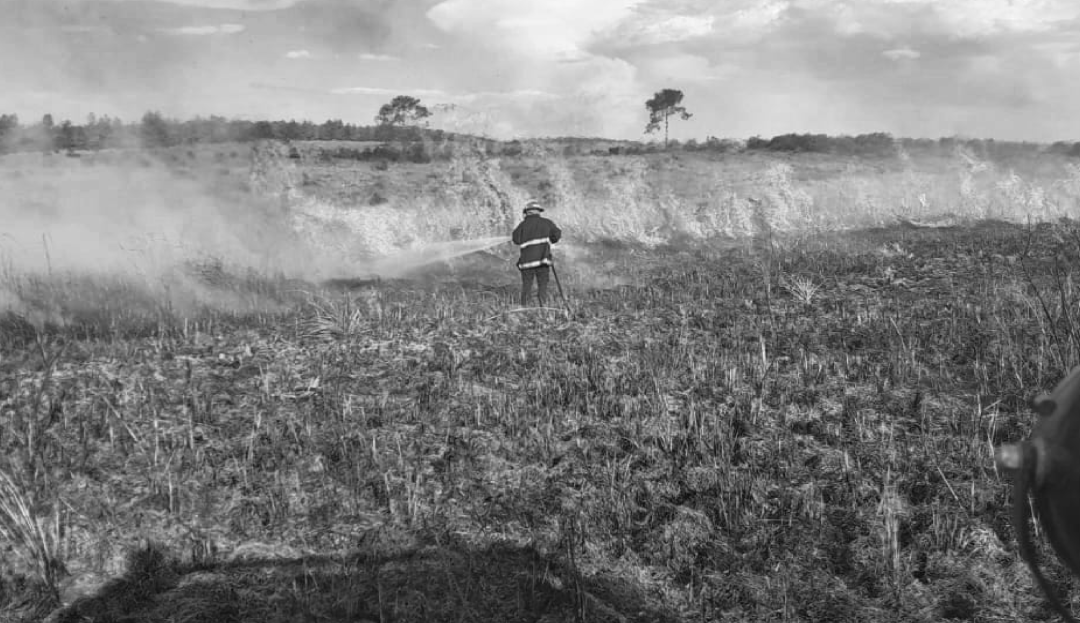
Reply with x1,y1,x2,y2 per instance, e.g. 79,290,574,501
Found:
0,466,65,594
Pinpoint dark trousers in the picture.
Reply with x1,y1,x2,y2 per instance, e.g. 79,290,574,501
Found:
520,266,550,306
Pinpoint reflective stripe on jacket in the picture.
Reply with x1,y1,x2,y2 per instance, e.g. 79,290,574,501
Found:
512,215,562,271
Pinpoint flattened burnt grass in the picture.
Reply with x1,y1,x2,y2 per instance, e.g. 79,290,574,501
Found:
4,219,1080,622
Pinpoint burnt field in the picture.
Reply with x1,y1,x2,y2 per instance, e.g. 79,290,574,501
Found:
3,217,1080,622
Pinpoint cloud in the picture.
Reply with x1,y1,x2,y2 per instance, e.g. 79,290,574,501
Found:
703,1,1076,138
423,1,651,138
160,23,245,35
359,53,400,61
638,53,730,83
577,0,1080,141
59,25,107,34
328,85,561,103
882,47,920,61
593,1,777,51
330,86,448,97
10,0,1080,143
61,0,301,9
1033,40,1080,68
462,58,643,139
250,81,327,94
779,0,1080,39
731,1,786,31
915,0,1080,37
601,13,715,46
426,0,644,60
271,0,441,58
455,89,561,102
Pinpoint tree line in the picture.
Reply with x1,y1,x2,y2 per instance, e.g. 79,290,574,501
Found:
642,89,1080,162
0,110,450,154
2,101,1079,164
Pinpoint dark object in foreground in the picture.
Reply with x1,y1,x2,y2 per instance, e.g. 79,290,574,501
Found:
42,535,676,623
997,367,1080,623
520,266,550,307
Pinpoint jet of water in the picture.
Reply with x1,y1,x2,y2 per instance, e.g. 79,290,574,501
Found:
365,236,510,277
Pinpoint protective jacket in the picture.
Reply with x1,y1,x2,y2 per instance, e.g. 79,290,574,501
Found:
512,214,562,270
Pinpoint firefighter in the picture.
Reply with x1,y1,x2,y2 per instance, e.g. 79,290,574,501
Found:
511,200,562,307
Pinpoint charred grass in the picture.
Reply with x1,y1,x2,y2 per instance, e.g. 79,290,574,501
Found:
3,220,1080,622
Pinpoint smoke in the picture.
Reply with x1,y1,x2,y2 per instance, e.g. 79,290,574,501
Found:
0,137,506,329
0,148,322,330
0,135,516,324
3,157,284,269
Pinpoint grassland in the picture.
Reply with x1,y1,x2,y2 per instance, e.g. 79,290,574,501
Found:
3,141,1080,622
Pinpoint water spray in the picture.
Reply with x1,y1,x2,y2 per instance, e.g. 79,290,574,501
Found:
364,236,509,277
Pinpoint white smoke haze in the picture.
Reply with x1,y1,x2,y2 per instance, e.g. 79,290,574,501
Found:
0,148,361,324
0,138,517,325
5,130,1080,333
0,161,288,275
0,136,687,328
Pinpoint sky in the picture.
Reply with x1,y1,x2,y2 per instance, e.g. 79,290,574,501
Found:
4,0,1080,142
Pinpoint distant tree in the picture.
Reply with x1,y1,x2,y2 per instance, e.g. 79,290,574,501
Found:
1049,141,1074,156
94,115,121,149
140,110,173,148
375,95,432,127
249,120,277,140
704,136,742,153
904,138,936,156
83,115,102,150
206,115,232,142
278,120,304,140
319,118,347,140
39,113,56,153
853,132,895,157
763,133,830,153
56,119,83,151
644,89,692,148
746,136,768,150
0,114,17,153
